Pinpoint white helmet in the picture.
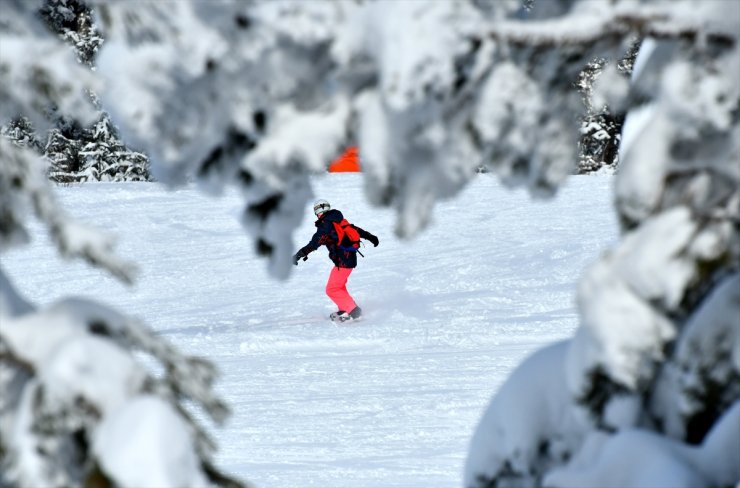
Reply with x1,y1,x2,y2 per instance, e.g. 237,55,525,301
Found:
313,199,331,217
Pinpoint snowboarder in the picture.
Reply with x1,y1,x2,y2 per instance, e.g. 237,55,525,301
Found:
293,199,379,322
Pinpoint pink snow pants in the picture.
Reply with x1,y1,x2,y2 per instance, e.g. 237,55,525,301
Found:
326,266,357,312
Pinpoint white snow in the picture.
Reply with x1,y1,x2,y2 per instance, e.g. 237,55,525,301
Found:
93,396,208,488
464,340,590,486
2,174,617,487
543,401,740,488
40,336,145,416
544,429,708,488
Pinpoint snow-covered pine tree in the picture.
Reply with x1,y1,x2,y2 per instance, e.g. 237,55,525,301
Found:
577,61,622,174
0,3,244,486
576,41,640,174
465,3,740,487
47,111,152,183
43,116,86,183
39,0,102,67
79,111,151,182
84,1,736,486
36,0,152,183
0,118,43,153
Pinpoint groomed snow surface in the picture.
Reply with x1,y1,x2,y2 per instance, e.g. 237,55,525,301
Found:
3,174,617,487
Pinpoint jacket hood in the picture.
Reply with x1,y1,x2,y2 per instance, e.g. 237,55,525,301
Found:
318,209,343,223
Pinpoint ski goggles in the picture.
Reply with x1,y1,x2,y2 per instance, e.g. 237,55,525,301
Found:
314,202,331,216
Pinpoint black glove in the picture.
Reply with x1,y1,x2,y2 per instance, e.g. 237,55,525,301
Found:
367,234,379,247
293,249,308,265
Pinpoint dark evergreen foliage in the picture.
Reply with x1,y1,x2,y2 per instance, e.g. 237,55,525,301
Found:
39,0,102,67
576,40,640,174
0,0,152,183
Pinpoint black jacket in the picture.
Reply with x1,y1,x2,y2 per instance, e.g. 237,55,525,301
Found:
298,209,376,268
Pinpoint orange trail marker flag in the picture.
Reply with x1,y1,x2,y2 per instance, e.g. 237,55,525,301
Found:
329,147,361,172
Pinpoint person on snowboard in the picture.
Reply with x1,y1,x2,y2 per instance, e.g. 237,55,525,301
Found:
293,199,379,322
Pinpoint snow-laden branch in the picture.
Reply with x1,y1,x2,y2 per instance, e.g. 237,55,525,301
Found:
0,284,248,487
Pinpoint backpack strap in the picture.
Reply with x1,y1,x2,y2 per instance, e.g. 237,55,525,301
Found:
333,220,347,245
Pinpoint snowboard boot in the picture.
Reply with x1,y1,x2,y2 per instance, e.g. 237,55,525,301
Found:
330,307,362,323
329,310,347,321
349,306,362,319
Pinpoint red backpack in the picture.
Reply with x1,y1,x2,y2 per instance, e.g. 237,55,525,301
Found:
333,219,361,252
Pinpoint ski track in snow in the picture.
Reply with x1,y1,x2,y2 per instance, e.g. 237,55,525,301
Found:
3,174,617,487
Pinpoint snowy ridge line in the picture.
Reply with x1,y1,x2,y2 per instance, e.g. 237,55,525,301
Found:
490,5,736,47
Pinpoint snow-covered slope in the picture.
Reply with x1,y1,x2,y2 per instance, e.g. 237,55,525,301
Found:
3,174,617,487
